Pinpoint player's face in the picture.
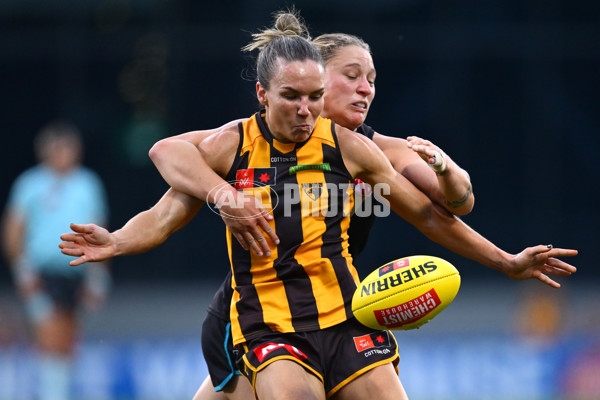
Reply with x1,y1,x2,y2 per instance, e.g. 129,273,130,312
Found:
322,45,376,131
258,59,325,143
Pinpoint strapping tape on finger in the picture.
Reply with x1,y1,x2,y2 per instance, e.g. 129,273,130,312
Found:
430,150,447,175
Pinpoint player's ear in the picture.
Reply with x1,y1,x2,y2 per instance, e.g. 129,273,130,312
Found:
257,82,268,106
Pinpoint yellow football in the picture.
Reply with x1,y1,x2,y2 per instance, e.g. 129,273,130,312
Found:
352,255,461,330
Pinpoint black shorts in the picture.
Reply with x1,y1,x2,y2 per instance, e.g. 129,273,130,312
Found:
201,311,241,391
39,272,84,311
237,317,399,398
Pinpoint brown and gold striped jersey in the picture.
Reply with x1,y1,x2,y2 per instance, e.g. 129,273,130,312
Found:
225,113,360,346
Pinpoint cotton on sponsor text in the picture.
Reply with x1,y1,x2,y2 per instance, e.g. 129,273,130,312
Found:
364,348,391,357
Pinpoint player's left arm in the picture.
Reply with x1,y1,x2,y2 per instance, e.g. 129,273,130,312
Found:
339,126,577,288
59,188,204,266
373,133,474,215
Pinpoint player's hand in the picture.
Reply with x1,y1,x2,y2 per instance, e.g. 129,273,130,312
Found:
406,136,446,171
218,191,279,257
506,245,577,288
59,223,117,266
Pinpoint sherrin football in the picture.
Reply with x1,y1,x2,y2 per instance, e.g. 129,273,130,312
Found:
352,255,460,330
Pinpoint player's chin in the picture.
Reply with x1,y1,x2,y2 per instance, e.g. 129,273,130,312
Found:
346,112,367,130
292,126,313,141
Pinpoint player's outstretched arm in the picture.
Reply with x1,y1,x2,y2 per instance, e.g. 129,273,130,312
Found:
503,244,578,287
423,203,577,288
59,189,203,266
373,133,474,216
340,126,576,288
59,223,117,266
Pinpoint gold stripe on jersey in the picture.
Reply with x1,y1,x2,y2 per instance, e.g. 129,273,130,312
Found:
241,121,296,336
292,151,348,328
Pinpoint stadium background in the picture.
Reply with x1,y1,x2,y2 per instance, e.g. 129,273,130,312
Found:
0,0,598,399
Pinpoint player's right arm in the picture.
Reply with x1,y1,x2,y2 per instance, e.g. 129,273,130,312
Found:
373,133,474,216
59,189,203,266
148,119,244,198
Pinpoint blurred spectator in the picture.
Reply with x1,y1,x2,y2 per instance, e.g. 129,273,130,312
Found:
0,292,27,347
1,120,110,400
513,283,565,344
562,343,600,398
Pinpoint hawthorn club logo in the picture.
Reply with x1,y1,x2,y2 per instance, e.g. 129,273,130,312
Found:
301,183,323,201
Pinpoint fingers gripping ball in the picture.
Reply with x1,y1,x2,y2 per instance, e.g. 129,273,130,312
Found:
352,255,460,330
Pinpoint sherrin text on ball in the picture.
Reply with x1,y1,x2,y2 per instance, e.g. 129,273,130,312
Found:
352,255,461,330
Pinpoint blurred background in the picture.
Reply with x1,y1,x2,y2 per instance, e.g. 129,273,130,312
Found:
0,0,598,399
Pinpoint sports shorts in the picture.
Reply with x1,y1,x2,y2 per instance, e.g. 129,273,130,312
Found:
39,272,84,310
201,311,241,391
236,317,399,398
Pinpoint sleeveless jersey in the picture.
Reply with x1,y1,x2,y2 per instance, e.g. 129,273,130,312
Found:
347,123,377,256
225,113,359,346
207,122,377,322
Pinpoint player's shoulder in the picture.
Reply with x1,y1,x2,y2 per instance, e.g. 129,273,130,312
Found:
202,118,246,149
335,123,385,177
336,123,379,156
199,118,249,174
356,123,376,140
217,118,246,135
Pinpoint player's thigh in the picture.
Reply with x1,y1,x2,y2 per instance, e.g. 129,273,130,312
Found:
193,372,253,400
193,376,228,400
332,363,408,400
255,359,325,400
222,375,253,400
